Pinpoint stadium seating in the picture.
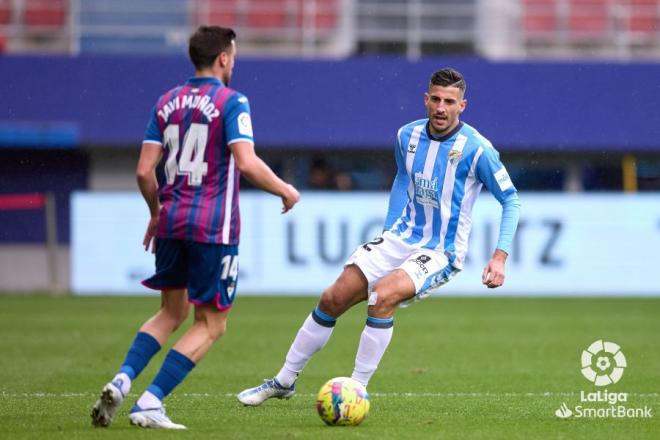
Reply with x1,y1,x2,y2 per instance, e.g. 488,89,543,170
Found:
245,0,289,28
0,0,69,28
0,0,70,53
200,0,238,28
0,0,657,58
628,0,660,41
522,0,660,47
0,0,11,25
305,0,338,30
24,0,68,27
196,0,338,34
522,0,559,41
522,0,610,42
568,0,609,40
79,0,189,53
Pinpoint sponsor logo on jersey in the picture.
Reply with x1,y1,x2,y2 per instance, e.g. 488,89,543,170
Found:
494,167,513,191
414,173,439,208
412,254,431,274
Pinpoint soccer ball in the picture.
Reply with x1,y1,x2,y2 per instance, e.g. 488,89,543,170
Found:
316,377,370,426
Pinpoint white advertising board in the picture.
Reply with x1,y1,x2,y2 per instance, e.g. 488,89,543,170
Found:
72,192,660,296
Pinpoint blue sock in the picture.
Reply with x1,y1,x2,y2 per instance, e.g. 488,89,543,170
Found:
146,349,196,401
119,332,161,380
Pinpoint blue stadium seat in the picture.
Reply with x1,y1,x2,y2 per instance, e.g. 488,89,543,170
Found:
80,35,185,54
79,0,190,53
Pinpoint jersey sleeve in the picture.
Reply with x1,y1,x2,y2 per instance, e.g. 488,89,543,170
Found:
475,146,517,203
383,129,410,231
143,105,163,144
475,146,520,255
224,92,254,145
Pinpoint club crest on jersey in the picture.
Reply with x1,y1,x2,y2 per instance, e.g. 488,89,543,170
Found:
448,148,463,162
408,143,417,154
414,173,439,208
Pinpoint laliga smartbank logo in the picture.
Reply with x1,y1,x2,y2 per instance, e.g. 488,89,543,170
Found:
580,339,626,386
554,340,653,420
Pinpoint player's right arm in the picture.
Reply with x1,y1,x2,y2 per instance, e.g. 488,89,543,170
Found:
137,104,164,252
229,141,299,213
383,128,410,231
136,142,163,252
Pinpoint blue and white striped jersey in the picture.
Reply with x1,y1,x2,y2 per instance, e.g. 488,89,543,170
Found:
384,119,520,269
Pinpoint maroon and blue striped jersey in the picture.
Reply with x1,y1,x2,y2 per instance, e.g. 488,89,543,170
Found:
143,76,254,245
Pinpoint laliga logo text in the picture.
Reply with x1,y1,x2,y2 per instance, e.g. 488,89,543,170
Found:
554,340,653,419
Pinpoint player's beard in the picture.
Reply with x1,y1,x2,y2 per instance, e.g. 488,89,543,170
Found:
223,72,231,86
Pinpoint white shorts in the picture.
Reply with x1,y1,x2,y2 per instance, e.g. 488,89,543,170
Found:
345,231,461,307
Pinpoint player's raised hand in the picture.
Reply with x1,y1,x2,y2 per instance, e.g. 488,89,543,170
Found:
143,216,160,253
482,249,507,288
281,183,300,214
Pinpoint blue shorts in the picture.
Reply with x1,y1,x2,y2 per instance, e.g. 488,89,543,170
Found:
142,238,239,310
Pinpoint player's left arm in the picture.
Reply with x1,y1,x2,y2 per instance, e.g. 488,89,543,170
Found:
475,146,521,288
225,93,300,213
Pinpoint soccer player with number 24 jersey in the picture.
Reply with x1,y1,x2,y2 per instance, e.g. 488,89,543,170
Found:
91,25,299,430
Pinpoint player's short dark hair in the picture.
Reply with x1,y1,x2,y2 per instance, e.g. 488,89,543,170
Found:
189,25,236,70
429,68,466,95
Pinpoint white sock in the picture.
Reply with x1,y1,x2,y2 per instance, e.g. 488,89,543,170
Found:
351,318,394,387
276,311,335,387
111,372,131,397
136,390,162,410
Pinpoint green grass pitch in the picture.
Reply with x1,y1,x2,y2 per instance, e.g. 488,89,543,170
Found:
0,295,658,439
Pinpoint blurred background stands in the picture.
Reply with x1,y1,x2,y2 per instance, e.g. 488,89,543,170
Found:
0,0,659,59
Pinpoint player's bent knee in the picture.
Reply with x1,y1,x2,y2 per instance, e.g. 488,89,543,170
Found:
205,326,225,343
160,295,190,330
204,310,229,341
318,290,341,317
212,319,227,340
319,285,356,318
158,308,189,332
171,307,190,331
367,291,399,317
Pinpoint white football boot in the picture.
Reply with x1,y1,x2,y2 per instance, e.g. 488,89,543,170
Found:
237,378,295,406
128,405,186,430
91,382,124,427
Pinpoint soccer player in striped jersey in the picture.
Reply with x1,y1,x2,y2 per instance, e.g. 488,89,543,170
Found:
91,26,299,429
238,67,520,405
